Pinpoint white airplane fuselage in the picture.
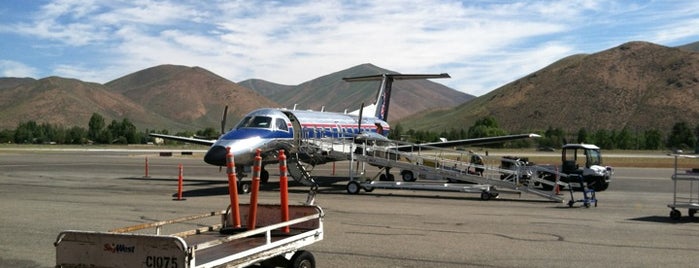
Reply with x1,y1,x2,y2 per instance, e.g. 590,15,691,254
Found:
203,108,389,168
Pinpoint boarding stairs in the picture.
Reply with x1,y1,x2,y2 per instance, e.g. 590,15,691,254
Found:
310,137,569,202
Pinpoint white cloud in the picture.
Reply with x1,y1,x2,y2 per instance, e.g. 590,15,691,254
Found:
0,60,39,78
2,0,699,95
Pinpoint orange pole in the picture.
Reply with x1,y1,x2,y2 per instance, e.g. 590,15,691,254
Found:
176,164,184,200
248,149,262,230
226,147,241,228
278,150,290,233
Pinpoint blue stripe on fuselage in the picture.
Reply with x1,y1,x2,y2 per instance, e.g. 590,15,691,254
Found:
221,128,293,140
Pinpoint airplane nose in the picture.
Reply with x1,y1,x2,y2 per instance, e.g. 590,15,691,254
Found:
204,145,228,166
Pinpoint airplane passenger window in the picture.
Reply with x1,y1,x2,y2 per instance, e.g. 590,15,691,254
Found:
250,116,272,128
276,118,288,131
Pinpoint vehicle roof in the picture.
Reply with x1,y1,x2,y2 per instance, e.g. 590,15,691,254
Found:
563,143,600,150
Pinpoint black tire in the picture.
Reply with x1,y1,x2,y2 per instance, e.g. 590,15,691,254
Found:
238,181,251,194
346,181,361,194
388,174,395,181
593,177,609,191
288,250,315,268
670,209,681,220
689,209,697,217
401,171,416,182
260,169,270,184
480,191,491,201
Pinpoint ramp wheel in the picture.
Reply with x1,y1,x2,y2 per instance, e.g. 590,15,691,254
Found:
288,250,315,268
670,209,681,220
346,181,361,194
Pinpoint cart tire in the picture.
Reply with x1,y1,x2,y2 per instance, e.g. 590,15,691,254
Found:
568,200,574,208
346,181,361,194
288,250,315,268
689,209,697,217
670,209,681,220
238,181,251,194
480,191,491,201
401,171,416,182
364,186,374,192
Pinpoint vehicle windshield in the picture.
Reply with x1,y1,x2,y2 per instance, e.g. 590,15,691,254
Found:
586,149,602,166
236,116,272,129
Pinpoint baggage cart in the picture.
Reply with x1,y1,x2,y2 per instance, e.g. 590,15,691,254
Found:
667,154,699,220
55,204,323,268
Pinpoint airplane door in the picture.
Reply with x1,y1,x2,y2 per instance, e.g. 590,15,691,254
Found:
282,111,302,151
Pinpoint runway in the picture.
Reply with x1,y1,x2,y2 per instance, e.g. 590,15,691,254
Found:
1,148,698,267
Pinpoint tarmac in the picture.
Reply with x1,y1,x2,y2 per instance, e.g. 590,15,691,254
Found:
1,148,698,267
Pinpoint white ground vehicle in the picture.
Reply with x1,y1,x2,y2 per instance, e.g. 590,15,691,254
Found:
539,144,613,191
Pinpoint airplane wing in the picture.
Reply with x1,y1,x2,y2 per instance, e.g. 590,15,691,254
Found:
394,133,541,151
149,133,216,146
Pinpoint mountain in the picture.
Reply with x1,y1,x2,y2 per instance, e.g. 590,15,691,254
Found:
0,77,36,90
240,64,474,122
0,76,178,130
402,41,699,134
104,65,279,130
678,41,699,52
237,79,294,97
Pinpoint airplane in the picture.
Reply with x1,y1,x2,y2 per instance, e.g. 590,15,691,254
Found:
150,72,539,191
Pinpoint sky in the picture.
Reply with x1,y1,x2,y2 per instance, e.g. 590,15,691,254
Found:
1,0,698,96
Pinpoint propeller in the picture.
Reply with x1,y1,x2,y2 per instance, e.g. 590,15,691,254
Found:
220,105,229,136
219,105,228,173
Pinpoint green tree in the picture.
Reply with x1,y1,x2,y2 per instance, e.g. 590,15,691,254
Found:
468,116,506,138
577,128,588,143
667,122,696,149
0,129,14,143
88,113,105,141
643,129,663,150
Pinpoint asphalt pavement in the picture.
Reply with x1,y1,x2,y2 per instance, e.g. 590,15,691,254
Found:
1,148,698,267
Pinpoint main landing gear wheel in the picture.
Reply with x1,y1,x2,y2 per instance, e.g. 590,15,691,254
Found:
346,181,361,194
288,250,315,268
260,169,270,184
480,191,498,201
379,174,395,181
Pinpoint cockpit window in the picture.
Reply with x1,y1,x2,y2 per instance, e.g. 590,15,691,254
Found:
235,116,251,129
249,116,272,128
276,118,288,131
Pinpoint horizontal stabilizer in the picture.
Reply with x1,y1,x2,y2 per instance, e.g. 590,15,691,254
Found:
343,73,450,82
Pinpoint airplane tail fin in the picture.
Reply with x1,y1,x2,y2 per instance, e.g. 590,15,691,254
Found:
344,73,450,121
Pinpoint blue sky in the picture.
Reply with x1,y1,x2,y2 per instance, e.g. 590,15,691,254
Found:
1,0,698,96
